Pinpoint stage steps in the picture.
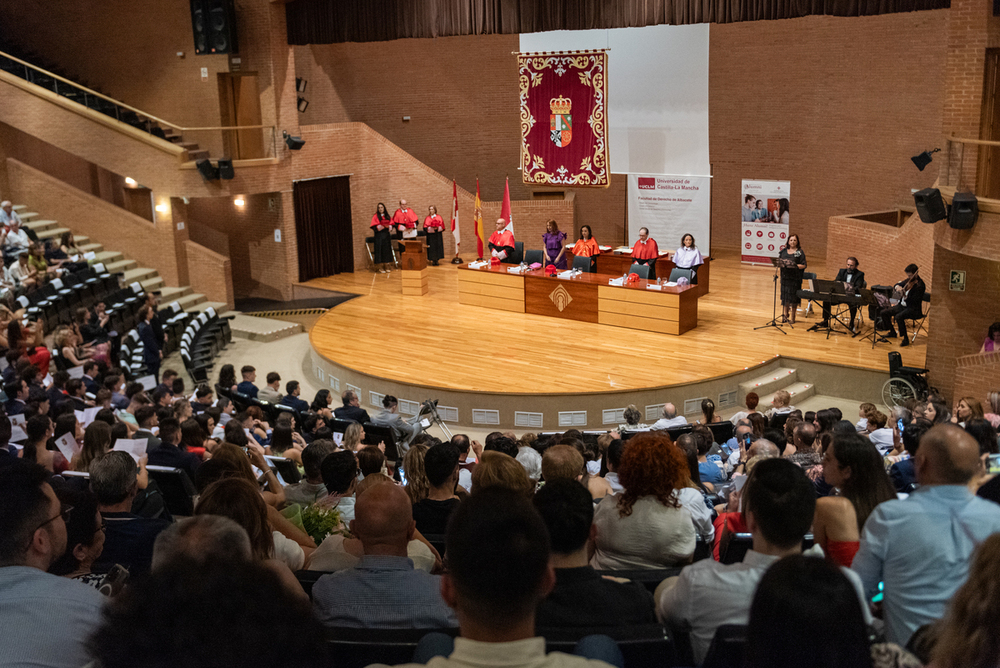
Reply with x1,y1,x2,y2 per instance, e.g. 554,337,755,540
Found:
227,313,303,343
737,367,816,411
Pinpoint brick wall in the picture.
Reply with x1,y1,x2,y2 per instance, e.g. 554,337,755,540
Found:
5,159,185,285
184,240,235,309
826,210,936,290
953,351,1000,409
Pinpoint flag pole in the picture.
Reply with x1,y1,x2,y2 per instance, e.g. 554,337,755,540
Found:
450,176,463,265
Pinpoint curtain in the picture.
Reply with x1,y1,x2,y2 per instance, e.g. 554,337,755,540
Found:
286,0,948,44
293,176,354,282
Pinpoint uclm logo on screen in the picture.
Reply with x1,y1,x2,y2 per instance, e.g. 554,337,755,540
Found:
637,178,656,190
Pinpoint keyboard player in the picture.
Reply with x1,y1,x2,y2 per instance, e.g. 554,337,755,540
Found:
818,256,866,331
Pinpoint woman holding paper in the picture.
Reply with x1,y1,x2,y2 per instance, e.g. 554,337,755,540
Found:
370,202,394,273
423,205,445,266
779,234,807,324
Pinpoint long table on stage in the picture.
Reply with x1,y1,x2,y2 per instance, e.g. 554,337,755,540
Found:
565,249,712,297
457,263,700,335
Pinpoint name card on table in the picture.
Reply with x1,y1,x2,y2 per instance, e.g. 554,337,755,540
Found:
608,277,625,287
467,260,489,269
55,433,81,462
112,438,148,462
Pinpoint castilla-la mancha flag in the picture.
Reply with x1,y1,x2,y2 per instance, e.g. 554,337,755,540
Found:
517,50,609,188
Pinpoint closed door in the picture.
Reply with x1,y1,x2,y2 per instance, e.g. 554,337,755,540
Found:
218,72,265,159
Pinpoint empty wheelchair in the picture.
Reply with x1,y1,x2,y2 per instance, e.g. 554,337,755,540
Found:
881,351,934,409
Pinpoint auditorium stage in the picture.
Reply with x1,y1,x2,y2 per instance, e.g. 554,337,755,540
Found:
301,249,923,429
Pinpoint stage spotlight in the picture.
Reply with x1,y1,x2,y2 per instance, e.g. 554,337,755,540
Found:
217,158,234,180
911,148,941,171
297,97,309,113
196,158,219,181
283,131,305,151
296,77,307,93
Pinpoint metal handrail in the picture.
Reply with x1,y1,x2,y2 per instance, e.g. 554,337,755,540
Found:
0,49,269,133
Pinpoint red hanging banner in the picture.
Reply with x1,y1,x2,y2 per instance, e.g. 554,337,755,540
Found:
517,50,609,188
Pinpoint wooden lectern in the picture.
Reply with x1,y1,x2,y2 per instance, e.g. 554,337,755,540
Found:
400,239,428,296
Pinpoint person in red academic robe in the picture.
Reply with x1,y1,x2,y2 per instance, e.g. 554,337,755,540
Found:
392,199,418,253
423,205,445,266
631,227,660,279
370,202,394,273
488,218,515,263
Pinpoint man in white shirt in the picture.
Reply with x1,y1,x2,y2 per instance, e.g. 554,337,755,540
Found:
0,461,105,668
656,458,870,664
649,403,687,430
1,203,32,255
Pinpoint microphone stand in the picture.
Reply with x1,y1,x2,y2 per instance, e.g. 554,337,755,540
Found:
755,258,787,334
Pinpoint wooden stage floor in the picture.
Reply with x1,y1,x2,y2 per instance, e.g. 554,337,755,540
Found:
304,249,926,395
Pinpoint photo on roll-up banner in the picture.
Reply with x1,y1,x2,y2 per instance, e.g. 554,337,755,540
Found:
740,179,790,265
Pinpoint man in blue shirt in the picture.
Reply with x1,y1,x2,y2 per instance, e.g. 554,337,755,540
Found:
236,365,258,398
853,424,1000,646
312,481,456,629
0,461,105,668
282,380,310,413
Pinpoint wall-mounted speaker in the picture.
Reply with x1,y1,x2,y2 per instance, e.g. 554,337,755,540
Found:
196,159,219,181
191,0,238,55
949,192,979,230
913,188,947,224
217,159,235,180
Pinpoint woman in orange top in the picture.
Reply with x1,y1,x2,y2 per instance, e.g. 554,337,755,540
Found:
572,225,599,273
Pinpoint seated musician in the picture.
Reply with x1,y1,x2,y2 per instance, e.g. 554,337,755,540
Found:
819,256,866,331
631,227,659,279
877,263,925,347
488,218,515,262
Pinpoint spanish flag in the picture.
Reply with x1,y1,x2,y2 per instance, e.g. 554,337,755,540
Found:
474,179,486,259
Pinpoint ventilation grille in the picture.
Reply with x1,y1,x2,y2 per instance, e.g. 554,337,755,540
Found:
603,408,625,425
314,366,326,382
328,375,340,392
438,405,459,423
399,399,420,416
472,409,500,425
558,411,587,427
515,412,543,428
684,397,707,415
718,390,738,409
646,404,662,421
369,391,384,408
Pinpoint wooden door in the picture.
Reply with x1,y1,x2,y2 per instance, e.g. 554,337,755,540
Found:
218,72,265,159
977,49,1000,198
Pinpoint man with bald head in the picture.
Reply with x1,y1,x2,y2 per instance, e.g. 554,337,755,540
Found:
650,402,687,430
312,482,456,629
852,424,1000,646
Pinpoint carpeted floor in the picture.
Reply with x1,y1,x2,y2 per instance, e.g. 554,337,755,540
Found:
234,293,357,313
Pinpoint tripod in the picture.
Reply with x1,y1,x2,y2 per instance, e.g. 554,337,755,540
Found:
755,260,787,334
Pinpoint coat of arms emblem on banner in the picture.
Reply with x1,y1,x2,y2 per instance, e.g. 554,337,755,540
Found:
549,96,572,148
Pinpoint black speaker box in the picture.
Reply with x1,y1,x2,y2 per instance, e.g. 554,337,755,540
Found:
949,192,979,230
217,159,234,180
191,0,238,55
913,188,947,224
196,159,219,181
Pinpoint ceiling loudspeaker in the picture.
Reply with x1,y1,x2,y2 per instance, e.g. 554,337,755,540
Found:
949,192,979,230
196,158,219,181
913,188,947,224
217,158,234,180
283,131,305,151
190,0,238,55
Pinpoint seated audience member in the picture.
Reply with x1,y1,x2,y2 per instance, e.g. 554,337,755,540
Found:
471,450,533,497
618,404,648,432
657,458,870,664
649,402,687,430
855,402,877,433
747,555,913,668
451,433,479,493
357,445,388,479
48,487,108,589
151,515,253,570
334,389,371,423
516,444,542,487
236,365,258,398
195,477,308,573
284,440,337,506
312,482,456,629
541,444,586,485
813,434,896,568
697,398,723,425
89,559,326,668
865,410,893,453
672,434,716,542
852,424,1000,646
730,392,760,425
785,422,821,470
412,442,461,535
310,389,335,418
90,451,170,576
767,389,796,417
930,534,1000,668
603,439,625,493
533,479,656,629
395,487,622,668
257,372,283,404
372,394,423,457
403,443,431,503
888,418,932,494
484,433,518,458
591,434,695,570
134,406,161,453
695,429,725,485
964,417,999,457
189,385,214,414
5,377,28,415
146,417,199,482
317,450,359,522
0,461,106,668
281,380,310,413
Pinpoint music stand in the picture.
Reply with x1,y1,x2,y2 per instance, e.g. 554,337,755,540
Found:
858,290,888,348
811,279,854,338
754,257,788,334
